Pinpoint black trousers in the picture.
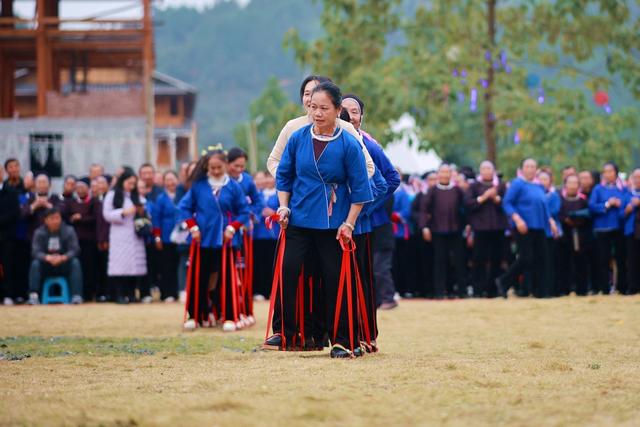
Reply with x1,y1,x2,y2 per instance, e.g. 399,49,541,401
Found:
5,238,30,300
472,230,505,297
556,233,589,296
78,240,98,301
272,226,357,348
110,275,140,302
0,237,13,299
415,236,434,297
143,244,159,297
594,230,627,294
432,233,466,298
253,239,277,298
499,229,550,298
355,233,378,341
627,236,640,295
185,247,221,323
159,242,179,300
95,248,111,299
393,237,417,296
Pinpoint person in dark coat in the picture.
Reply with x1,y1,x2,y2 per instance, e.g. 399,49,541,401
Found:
22,174,62,240
93,175,111,301
68,177,100,300
464,161,508,297
0,165,21,305
558,174,591,296
28,208,83,304
417,164,467,299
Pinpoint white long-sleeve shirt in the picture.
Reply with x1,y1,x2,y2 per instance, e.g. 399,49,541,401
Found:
267,115,375,178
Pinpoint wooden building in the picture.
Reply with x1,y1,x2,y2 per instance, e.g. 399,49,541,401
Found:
0,0,197,177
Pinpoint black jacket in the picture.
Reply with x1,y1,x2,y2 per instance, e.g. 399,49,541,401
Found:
0,183,20,241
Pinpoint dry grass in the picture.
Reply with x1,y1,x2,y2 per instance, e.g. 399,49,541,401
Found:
1,295,639,427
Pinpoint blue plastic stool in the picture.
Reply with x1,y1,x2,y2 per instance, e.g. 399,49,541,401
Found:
41,277,70,304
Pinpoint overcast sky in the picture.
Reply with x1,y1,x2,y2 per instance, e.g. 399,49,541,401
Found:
13,0,250,18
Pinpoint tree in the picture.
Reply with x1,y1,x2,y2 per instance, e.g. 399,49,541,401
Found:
234,77,300,172
282,0,640,176
284,0,405,141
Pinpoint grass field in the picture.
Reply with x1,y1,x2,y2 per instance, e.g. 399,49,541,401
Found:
1,295,639,427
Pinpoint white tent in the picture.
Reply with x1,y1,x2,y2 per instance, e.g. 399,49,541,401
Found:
383,113,442,175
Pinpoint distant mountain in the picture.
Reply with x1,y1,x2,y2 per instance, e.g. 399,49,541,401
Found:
154,0,322,148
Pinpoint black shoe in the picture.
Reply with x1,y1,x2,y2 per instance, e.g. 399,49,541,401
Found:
262,334,285,351
495,278,507,298
330,344,354,359
353,346,365,358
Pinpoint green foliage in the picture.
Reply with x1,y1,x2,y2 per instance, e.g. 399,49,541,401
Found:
282,0,640,176
233,77,301,171
0,335,260,358
154,0,322,149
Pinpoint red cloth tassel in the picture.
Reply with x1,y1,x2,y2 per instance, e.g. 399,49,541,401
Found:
183,240,201,325
265,215,287,350
333,238,356,354
351,249,372,346
243,231,254,316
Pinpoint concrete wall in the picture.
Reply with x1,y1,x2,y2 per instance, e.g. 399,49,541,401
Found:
0,117,146,190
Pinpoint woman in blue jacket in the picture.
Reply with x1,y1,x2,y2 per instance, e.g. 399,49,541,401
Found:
151,171,181,302
622,168,640,295
252,171,280,299
178,148,250,331
588,162,626,294
226,147,264,320
263,82,373,358
538,170,562,296
497,158,557,298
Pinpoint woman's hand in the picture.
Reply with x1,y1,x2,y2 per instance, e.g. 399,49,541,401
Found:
336,224,353,244
223,227,235,241
422,227,432,242
276,207,290,229
122,206,136,217
512,214,528,235
190,228,201,243
550,219,559,239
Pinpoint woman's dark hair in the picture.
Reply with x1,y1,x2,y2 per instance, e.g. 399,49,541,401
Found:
188,148,228,185
339,108,351,123
113,166,140,209
342,93,365,115
228,147,247,164
311,81,342,109
603,161,619,175
299,75,332,103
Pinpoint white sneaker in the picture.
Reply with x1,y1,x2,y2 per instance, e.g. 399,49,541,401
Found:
71,295,83,304
253,294,265,302
164,296,176,303
222,320,237,332
28,292,39,305
3,297,14,306
179,291,187,303
141,296,153,304
247,315,256,326
183,319,197,330
236,320,244,330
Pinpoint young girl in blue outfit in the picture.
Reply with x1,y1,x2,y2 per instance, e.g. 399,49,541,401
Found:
263,82,373,358
589,162,627,294
178,148,250,331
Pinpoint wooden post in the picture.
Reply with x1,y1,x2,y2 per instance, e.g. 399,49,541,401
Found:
0,53,14,117
36,0,52,116
142,0,155,163
1,0,13,28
